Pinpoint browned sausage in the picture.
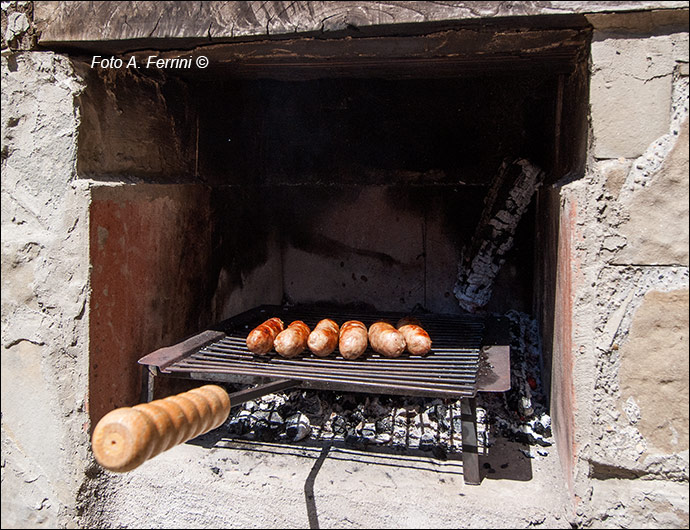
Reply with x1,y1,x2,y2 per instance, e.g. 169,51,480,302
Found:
274,320,311,358
338,320,368,360
396,317,432,356
308,319,340,357
368,321,406,358
246,317,285,354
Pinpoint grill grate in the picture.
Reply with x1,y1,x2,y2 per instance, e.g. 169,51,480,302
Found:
149,304,486,399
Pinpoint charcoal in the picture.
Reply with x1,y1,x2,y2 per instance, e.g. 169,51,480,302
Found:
227,410,252,435
250,410,269,423
252,411,283,442
364,397,389,417
374,433,391,444
419,433,435,451
359,422,377,440
330,414,348,435
268,411,284,428
425,402,446,422
432,444,448,460
392,424,407,447
297,392,323,416
452,416,463,433
349,410,366,425
407,426,421,441
393,408,408,427
243,400,258,412
253,422,277,441
534,424,552,438
285,413,311,442
375,416,392,434
344,429,369,449
335,393,358,411
535,437,552,447
260,393,287,408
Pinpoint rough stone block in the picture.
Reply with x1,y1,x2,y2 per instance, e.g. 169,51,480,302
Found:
614,118,689,266
590,34,682,159
599,158,633,199
0,340,62,528
589,478,689,528
0,430,59,529
619,289,689,455
590,72,671,159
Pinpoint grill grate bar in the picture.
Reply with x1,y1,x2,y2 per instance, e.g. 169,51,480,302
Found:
216,336,481,355
164,365,477,396
205,342,481,362
152,304,486,398
173,357,478,383
194,352,478,376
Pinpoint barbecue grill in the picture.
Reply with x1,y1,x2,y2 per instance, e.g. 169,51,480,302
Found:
138,304,510,484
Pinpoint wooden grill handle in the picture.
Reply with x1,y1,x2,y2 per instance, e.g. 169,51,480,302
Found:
91,384,231,473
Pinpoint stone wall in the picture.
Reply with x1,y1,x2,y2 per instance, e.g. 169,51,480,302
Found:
1,50,90,528
561,9,689,527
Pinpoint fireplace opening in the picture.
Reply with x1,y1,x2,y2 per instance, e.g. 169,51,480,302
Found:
196,75,548,316
81,20,590,475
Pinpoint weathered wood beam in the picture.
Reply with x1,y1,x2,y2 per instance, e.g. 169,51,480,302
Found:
35,1,685,48
116,25,587,80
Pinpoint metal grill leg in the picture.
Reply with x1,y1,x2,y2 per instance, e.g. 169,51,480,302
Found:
461,397,480,485
140,366,155,403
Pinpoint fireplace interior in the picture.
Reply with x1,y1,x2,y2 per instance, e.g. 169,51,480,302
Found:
82,20,589,446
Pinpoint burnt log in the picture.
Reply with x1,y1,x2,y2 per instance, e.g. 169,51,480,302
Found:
454,158,544,312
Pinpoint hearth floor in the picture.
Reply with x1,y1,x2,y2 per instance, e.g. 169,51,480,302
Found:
79,414,574,529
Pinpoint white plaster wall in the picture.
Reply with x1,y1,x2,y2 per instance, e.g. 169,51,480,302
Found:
1,51,90,528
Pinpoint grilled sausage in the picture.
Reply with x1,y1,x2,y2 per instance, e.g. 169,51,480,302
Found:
274,320,311,358
246,317,285,354
396,317,432,356
338,320,368,360
308,319,340,357
368,321,406,358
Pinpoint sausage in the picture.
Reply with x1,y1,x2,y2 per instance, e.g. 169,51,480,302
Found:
338,320,368,360
308,319,340,357
368,321,406,358
246,317,285,354
396,317,432,356
274,320,311,358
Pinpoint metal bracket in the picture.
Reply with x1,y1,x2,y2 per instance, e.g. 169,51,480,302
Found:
227,379,300,408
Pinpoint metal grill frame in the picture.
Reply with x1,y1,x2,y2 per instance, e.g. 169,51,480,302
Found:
138,304,510,485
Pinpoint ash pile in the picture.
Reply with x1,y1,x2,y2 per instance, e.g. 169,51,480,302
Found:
217,310,553,458
481,310,554,459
